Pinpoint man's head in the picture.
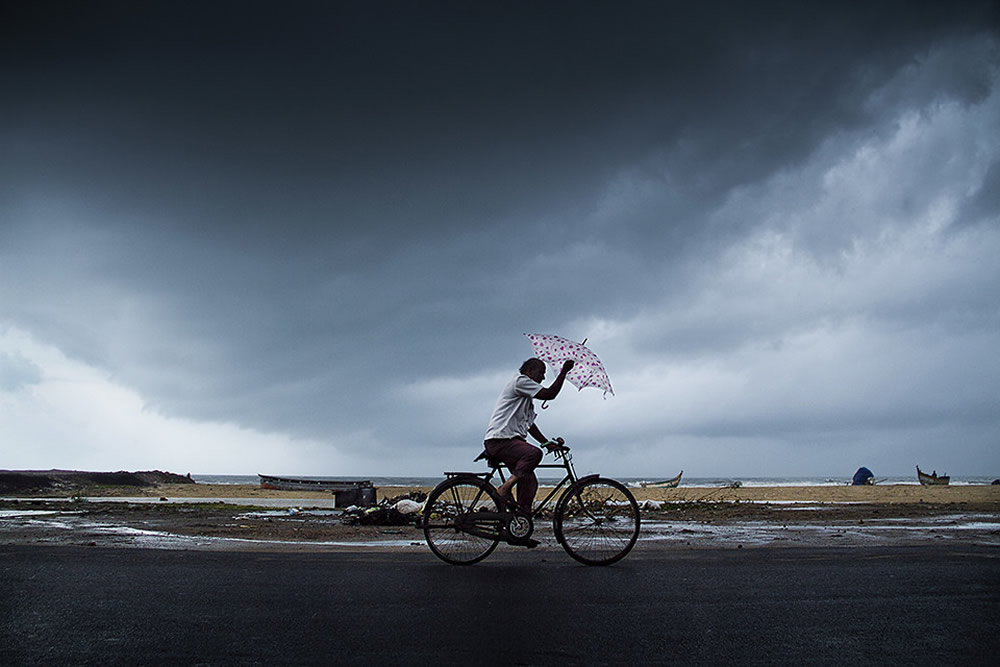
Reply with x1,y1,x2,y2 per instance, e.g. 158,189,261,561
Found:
520,358,546,383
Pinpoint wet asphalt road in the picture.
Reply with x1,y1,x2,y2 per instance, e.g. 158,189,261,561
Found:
2,544,998,665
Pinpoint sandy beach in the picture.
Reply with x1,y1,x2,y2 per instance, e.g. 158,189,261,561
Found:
132,481,1000,505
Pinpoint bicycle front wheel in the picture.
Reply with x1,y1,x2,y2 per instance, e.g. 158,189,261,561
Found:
554,477,640,566
423,477,501,565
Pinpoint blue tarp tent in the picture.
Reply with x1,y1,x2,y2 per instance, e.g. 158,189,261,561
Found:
852,467,874,486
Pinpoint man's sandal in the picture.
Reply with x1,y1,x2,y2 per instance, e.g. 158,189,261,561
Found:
506,536,539,549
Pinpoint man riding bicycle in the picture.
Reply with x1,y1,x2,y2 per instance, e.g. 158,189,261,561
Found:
425,355,638,565
483,357,575,520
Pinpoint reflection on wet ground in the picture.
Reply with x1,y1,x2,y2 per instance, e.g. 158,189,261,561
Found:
0,509,420,550
640,515,1000,547
2,497,999,552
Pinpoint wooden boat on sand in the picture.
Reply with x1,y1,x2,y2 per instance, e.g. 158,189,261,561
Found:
258,474,372,492
640,471,683,488
916,466,950,486
258,475,377,507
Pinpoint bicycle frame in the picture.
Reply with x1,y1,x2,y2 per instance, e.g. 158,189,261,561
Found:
449,447,592,519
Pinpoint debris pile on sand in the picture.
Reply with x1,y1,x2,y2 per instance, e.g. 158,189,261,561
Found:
341,491,426,526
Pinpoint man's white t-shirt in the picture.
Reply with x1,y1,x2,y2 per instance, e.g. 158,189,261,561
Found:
484,373,542,440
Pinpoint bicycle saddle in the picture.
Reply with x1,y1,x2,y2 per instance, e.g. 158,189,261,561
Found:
473,449,503,468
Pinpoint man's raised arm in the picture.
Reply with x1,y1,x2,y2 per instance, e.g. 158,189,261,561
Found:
535,359,574,401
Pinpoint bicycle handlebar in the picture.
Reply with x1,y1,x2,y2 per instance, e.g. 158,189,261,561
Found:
546,443,571,458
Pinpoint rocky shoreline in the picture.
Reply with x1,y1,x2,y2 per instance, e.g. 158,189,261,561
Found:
0,469,196,495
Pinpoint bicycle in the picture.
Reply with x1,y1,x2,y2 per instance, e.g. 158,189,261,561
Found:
422,444,640,566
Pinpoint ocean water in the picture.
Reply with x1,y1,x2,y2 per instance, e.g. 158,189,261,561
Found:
193,474,999,488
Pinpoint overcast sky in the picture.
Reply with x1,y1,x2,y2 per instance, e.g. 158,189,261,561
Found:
2,1,998,479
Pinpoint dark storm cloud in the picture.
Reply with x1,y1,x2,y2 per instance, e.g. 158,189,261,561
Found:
6,2,992,249
2,1,998,473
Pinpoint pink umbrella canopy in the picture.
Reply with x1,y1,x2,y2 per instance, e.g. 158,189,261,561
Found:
524,333,614,397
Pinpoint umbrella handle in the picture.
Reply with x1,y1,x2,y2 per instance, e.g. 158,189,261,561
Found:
540,400,549,410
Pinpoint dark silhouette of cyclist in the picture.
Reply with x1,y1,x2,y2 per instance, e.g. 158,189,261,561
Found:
483,357,574,516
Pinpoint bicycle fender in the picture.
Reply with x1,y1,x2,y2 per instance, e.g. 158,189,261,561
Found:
572,474,601,487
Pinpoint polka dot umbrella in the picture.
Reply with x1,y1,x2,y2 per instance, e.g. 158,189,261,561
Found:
524,333,614,397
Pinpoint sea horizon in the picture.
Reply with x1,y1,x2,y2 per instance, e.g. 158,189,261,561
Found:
193,473,1000,488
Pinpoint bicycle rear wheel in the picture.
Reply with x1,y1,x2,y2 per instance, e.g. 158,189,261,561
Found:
554,477,640,566
423,477,501,565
